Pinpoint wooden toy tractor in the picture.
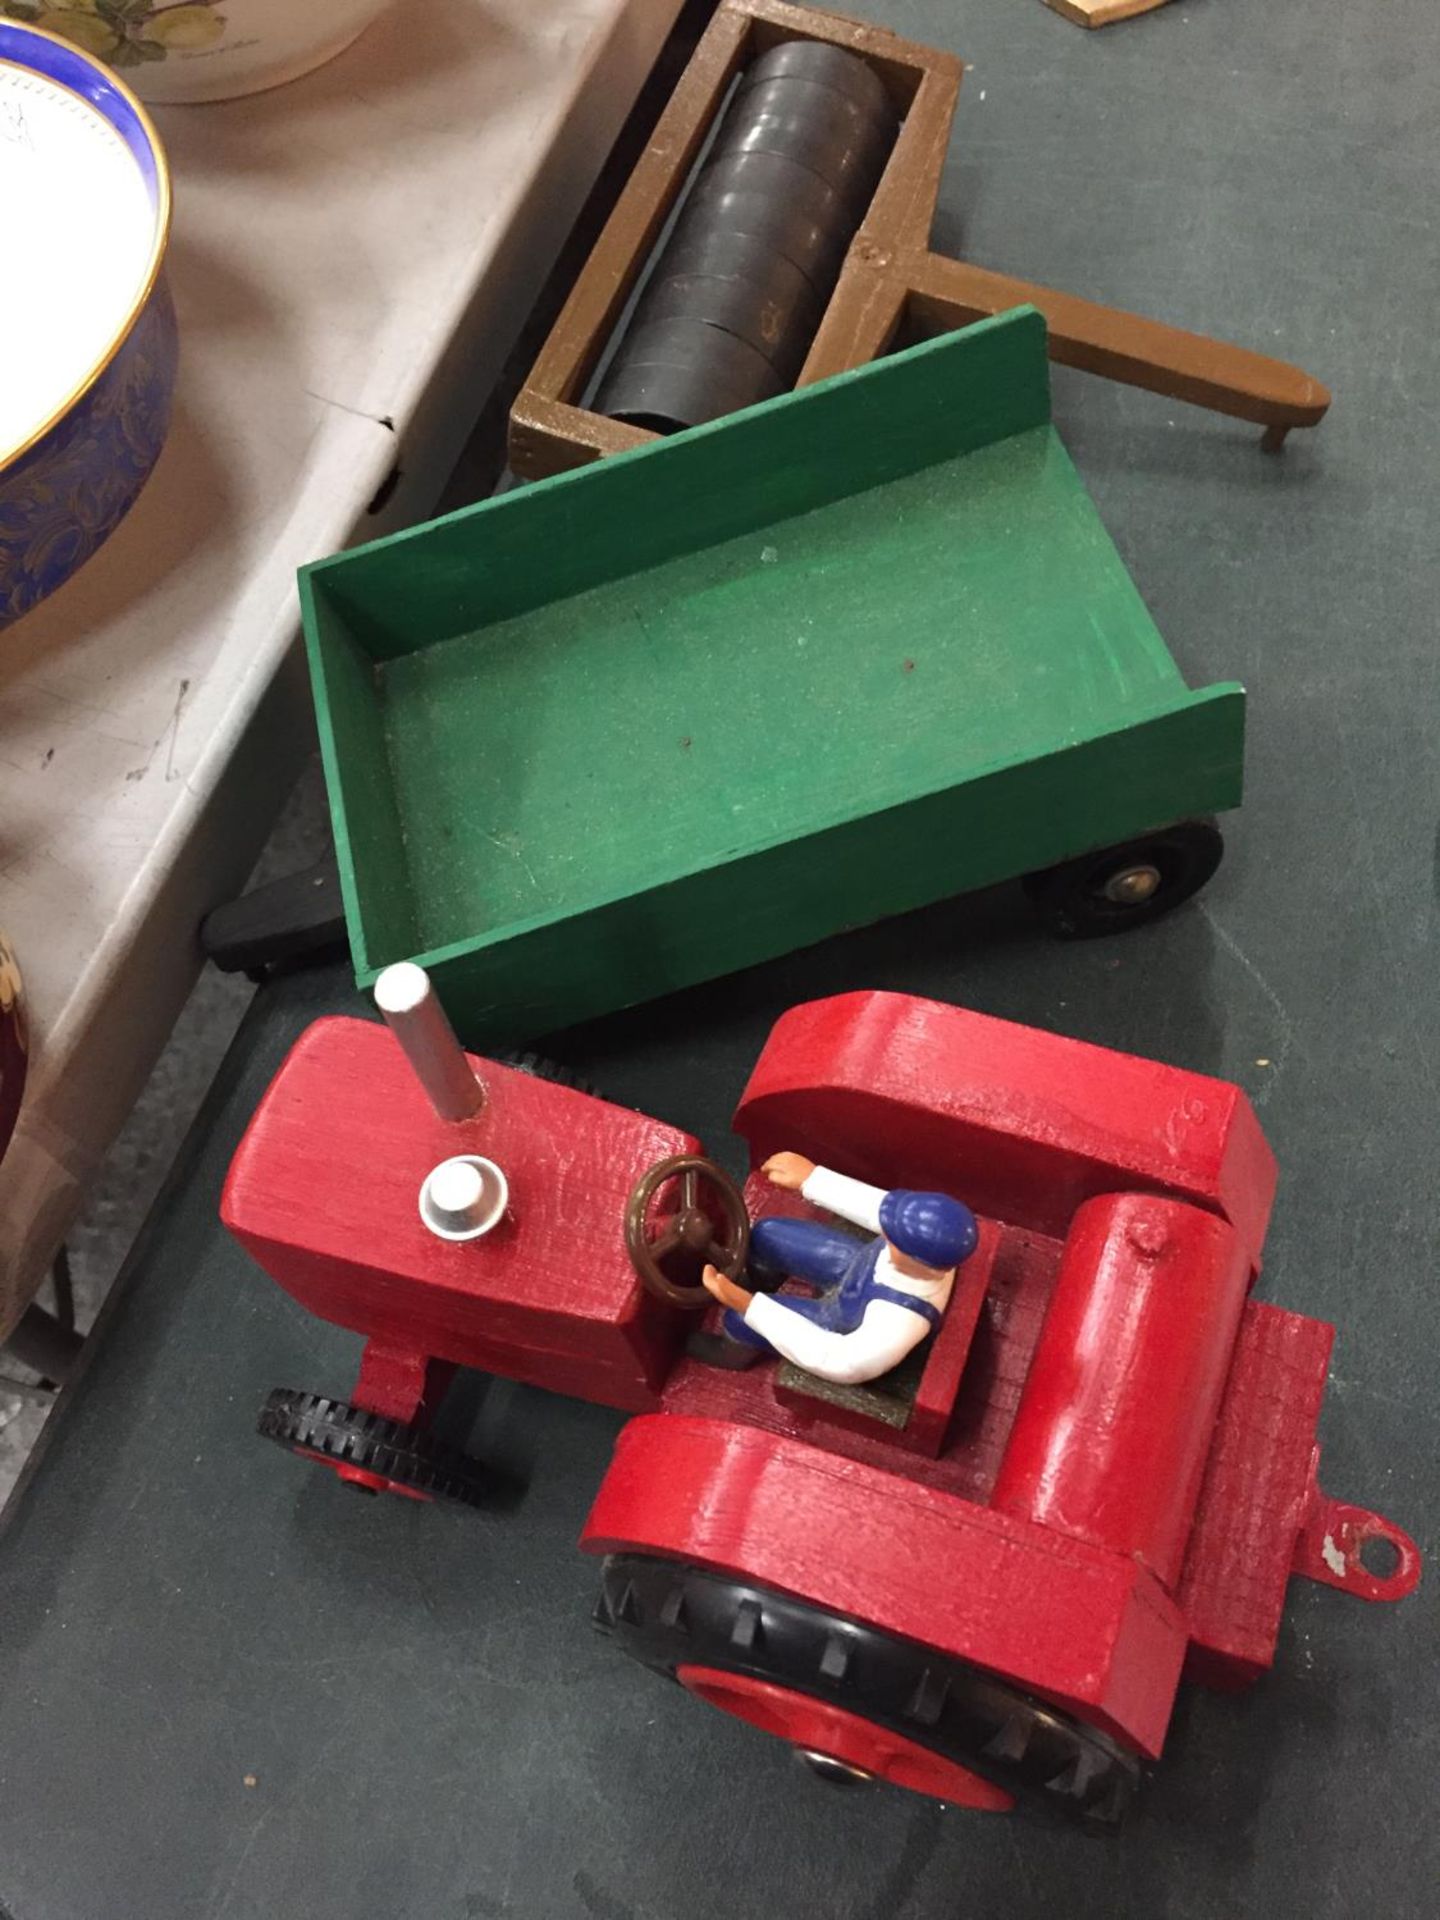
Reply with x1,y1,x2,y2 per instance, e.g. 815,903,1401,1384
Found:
223,974,1419,1829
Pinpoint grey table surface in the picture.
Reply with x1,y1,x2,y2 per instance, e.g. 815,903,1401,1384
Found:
3,2,1438,1916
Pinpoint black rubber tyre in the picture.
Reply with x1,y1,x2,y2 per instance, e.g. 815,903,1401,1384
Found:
1024,817,1224,938
257,1389,490,1508
594,1555,1139,1831
495,1051,602,1099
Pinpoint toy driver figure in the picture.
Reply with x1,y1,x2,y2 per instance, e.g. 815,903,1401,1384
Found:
700,1151,978,1386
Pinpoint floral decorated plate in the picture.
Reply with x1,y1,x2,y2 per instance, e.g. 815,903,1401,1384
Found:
2,1,400,104
0,18,175,630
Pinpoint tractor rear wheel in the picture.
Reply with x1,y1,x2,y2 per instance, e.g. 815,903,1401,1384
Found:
594,1553,1138,1830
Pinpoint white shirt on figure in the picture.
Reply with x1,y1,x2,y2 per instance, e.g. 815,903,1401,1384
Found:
742,1165,954,1386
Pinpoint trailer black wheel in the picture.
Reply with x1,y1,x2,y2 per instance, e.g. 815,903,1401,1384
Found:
1024,818,1223,938
594,1555,1139,1831
257,1389,490,1507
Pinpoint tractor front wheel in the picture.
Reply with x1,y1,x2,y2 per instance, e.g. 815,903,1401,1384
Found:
257,1388,491,1507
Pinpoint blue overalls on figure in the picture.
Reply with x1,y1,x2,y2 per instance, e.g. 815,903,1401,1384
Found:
717,1166,979,1386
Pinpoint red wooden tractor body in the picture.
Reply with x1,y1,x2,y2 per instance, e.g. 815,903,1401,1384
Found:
223,992,1418,1827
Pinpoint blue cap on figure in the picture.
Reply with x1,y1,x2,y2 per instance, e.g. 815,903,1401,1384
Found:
879,1190,978,1270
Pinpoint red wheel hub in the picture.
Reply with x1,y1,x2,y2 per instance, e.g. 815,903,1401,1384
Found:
294,1446,432,1502
677,1665,1015,1812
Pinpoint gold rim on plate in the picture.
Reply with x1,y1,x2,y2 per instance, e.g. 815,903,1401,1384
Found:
0,19,173,475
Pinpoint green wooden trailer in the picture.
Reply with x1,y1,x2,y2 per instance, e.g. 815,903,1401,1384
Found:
300,308,1243,1044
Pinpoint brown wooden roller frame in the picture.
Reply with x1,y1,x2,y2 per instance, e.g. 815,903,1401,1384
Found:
509,0,1328,482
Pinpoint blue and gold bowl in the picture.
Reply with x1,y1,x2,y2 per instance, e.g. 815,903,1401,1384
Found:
0,929,23,1172
0,20,176,631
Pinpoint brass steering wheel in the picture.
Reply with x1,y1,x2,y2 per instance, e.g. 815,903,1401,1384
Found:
625,1154,750,1310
